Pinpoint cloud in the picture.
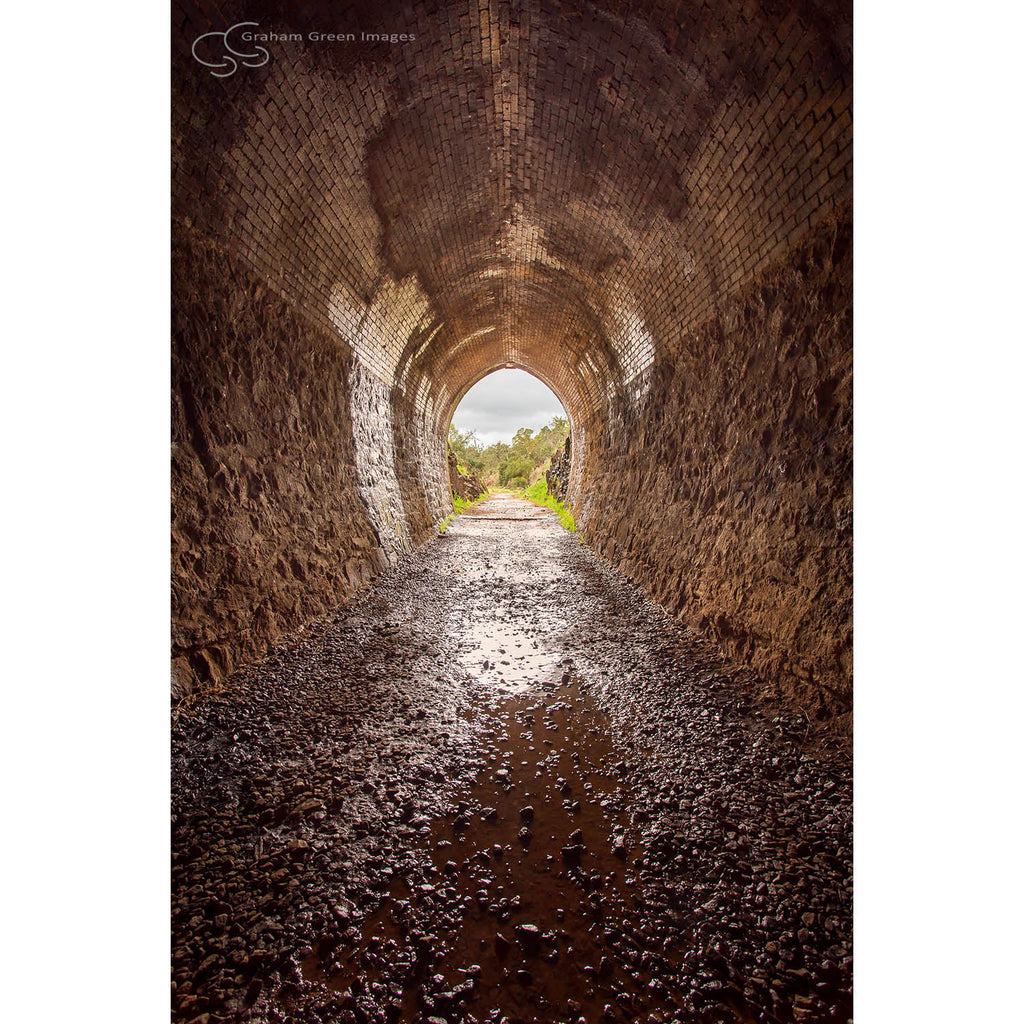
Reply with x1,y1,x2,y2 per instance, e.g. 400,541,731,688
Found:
451,370,565,446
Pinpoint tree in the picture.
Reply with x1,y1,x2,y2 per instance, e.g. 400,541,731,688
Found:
449,416,568,488
499,458,533,487
448,424,485,469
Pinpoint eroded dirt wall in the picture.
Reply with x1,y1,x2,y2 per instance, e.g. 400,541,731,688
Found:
579,206,852,726
171,225,416,697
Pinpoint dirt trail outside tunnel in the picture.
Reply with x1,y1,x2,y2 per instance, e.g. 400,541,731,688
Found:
172,495,852,1024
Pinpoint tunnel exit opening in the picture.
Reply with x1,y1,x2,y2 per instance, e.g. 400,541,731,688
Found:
447,368,572,496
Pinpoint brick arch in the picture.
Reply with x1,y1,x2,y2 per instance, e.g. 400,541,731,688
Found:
403,310,614,442
172,0,853,729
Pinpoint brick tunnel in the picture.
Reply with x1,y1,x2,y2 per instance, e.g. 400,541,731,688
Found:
172,2,852,1020
172,0,852,725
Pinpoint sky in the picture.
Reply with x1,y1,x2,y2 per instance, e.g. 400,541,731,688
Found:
450,369,566,447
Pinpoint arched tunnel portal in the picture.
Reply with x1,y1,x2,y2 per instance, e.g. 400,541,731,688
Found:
442,364,581,485
172,0,852,730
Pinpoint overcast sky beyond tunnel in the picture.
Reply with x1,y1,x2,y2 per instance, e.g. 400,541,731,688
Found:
450,370,566,446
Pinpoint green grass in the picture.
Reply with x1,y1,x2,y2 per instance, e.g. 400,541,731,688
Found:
521,479,577,532
440,490,488,533
453,493,481,514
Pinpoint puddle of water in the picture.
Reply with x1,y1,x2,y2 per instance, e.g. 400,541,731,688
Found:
458,622,560,696
303,672,709,1024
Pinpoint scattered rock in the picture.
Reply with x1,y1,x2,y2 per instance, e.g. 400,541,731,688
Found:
172,495,852,1024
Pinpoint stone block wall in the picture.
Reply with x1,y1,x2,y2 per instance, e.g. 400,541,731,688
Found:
580,207,852,726
172,225,393,696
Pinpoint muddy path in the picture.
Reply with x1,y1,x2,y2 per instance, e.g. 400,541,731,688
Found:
172,494,852,1024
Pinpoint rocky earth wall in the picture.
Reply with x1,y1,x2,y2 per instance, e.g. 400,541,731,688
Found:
171,225,428,698
580,207,852,727
448,450,487,502
546,436,572,503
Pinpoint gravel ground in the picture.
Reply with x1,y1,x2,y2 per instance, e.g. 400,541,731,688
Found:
172,494,852,1024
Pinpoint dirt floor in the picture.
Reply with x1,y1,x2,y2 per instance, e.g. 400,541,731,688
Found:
172,494,852,1024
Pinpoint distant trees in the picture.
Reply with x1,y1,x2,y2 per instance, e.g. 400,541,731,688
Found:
447,425,483,470
448,416,569,489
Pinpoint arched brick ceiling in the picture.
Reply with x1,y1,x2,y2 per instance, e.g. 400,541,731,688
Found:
173,0,852,435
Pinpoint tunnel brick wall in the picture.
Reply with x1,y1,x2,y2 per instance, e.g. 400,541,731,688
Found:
172,0,852,425
172,0,853,725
